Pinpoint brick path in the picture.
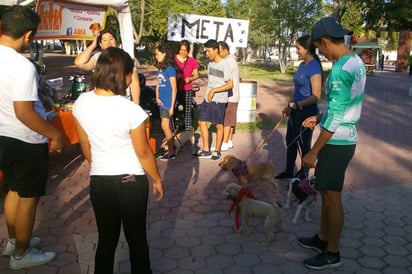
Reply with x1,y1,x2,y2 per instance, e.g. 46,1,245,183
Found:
1,53,412,273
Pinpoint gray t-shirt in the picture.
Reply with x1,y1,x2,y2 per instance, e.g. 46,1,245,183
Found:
206,59,232,103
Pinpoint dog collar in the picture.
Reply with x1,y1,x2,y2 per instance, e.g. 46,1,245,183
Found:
232,161,249,177
299,179,318,201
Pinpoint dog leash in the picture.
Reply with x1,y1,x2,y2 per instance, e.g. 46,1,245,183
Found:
246,117,284,161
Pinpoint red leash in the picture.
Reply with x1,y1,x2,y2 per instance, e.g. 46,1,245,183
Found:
228,187,256,230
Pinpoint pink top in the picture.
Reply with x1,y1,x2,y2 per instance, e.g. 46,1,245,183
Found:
175,56,199,91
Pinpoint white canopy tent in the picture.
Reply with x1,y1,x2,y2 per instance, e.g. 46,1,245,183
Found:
1,0,135,59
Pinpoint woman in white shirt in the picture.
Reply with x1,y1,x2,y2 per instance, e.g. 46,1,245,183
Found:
73,47,164,274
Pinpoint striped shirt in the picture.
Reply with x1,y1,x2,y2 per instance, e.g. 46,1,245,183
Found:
321,54,366,145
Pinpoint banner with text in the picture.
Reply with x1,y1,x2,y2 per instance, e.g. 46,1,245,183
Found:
35,0,108,40
168,14,249,48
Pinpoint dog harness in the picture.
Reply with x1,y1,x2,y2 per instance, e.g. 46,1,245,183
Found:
231,161,249,177
228,187,256,230
298,178,317,201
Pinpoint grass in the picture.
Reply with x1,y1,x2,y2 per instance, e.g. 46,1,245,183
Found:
199,62,297,82
238,63,296,81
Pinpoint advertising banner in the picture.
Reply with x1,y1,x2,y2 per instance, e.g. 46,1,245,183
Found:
35,0,108,40
168,13,249,48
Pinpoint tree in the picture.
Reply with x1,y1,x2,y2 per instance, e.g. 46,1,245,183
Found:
359,0,411,72
231,0,322,73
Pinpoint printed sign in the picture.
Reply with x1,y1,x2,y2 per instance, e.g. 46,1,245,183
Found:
35,0,108,40
168,14,249,48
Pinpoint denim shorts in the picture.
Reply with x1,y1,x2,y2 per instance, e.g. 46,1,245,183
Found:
198,101,226,124
159,108,171,119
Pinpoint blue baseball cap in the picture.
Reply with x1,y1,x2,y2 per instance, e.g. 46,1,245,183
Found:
311,17,353,41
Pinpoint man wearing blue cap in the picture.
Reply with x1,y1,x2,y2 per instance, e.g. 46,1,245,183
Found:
297,17,366,270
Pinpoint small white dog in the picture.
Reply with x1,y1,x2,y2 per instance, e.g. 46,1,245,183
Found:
285,176,318,224
160,128,196,156
222,183,288,244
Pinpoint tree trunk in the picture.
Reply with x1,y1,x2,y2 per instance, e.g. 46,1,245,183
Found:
333,0,340,21
395,30,411,72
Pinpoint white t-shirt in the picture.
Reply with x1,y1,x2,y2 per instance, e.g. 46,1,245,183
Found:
0,45,47,144
73,91,148,175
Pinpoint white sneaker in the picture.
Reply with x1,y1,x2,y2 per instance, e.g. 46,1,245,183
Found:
221,142,229,151
2,237,41,256
9,247,56,270
228,140,233,149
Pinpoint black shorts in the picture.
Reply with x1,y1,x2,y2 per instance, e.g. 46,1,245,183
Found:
315,144,356,192
0,136,49,197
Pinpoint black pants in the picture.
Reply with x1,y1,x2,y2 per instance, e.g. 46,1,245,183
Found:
90,175,151,274
285,106,317,176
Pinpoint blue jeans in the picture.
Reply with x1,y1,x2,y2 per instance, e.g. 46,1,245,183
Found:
90,175,151,274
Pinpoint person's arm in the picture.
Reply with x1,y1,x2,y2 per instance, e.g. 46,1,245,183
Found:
207,80,233,102
74,37,98,71
185,67,199,84
14,101,63,151
302,128,333,168
73,117,92,163
289,74,322,110
131,123,164,202
130,65,141,104
169,76,177,116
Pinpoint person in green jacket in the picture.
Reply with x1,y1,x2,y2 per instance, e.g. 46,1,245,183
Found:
297,17,366,270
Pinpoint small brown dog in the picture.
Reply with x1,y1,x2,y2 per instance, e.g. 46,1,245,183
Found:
218,154,278,193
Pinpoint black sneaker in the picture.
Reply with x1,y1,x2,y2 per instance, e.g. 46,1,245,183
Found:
297,234,328,252
196,150,212,159
304,251,342,270
275,171,293,179
159,154,176,161
211,151,221,161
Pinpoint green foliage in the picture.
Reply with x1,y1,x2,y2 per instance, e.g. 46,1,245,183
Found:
238,63,295,81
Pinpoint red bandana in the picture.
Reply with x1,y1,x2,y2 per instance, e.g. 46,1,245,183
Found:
228,187,256,230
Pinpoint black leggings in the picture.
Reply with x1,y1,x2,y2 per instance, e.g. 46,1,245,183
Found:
90,175,151,274
285,105,317,176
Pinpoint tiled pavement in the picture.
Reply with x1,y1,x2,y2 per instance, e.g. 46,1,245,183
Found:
1,55,412,274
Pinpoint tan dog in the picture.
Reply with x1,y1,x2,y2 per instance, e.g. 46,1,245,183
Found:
222,183,288,244
218,154,278,193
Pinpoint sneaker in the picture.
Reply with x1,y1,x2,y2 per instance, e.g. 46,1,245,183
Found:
9,247,56,270
197,150,212,159
297,234,328,252
221,143,229,151
304,251,342,270
3,237,41,256
275,171,293,179
227,140,233,149
211,151,222,161
159,154,176,161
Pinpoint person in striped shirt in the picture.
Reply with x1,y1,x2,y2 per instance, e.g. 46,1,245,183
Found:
297,17,366,270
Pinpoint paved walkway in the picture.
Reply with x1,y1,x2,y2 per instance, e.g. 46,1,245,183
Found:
1,54,412,273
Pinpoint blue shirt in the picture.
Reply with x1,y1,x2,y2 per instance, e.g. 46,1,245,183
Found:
157,65,176,109
293,59,322,102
